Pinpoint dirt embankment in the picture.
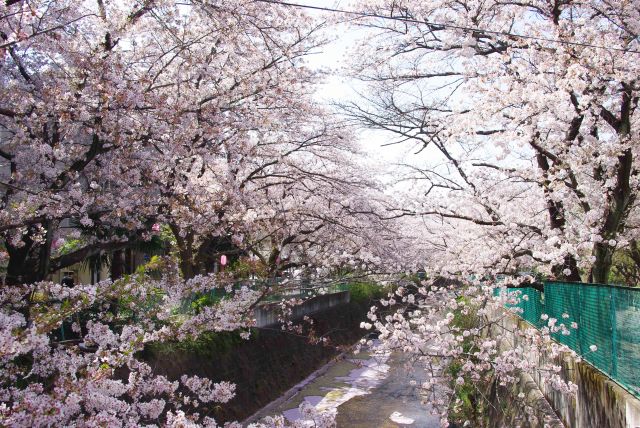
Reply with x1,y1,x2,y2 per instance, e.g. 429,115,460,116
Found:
140,300,372,423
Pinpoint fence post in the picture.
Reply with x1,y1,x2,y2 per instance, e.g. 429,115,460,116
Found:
578,285,583,355
610,287,618,378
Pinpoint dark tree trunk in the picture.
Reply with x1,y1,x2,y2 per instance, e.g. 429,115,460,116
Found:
5,239,36,285
590,83,636,283
590,148,635,283
552,254,582,282
111,249,125,280
4,226,53,286
590,242,613,284
3,224,58,325
124,247,133,275
533,147,582,281
170,224,197,280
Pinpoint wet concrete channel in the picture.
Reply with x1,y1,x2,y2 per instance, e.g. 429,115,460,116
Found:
246,342,440,427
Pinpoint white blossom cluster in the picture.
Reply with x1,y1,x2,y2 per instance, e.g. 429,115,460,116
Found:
363,277,584,426
350,0,640,282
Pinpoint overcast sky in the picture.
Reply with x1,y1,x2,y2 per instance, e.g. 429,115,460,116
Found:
284,0,420,175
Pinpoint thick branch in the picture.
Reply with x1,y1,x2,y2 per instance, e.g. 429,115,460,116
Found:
49,240,131,273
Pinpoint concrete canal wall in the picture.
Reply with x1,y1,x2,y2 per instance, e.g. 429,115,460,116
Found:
253,291,351,327
141,294,368,424
494,313,640,428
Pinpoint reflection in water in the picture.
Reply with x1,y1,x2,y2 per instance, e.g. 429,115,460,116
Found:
335,351,440,428
250,343,440,427
389,412,415,424
314,349,391,414
276,348,391,423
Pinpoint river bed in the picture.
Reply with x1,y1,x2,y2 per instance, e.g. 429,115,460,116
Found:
247,343,440,427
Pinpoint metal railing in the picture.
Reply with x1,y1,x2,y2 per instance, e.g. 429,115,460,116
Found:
178,279,351,312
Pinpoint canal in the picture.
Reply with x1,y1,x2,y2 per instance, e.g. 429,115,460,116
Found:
247,342,440,427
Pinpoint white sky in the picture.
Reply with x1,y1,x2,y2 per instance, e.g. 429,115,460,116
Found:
291,0,418,172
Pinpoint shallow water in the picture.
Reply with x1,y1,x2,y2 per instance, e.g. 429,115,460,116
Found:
249,344,439,427
335,352,440,427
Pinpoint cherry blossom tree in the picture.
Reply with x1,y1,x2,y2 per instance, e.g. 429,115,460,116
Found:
346,0,640,283
0,1,401,426
334,0,640,424
0,0,328,285
159,111,399,281
358,276,585,426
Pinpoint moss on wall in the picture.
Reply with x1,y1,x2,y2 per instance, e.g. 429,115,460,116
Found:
139,300,373,423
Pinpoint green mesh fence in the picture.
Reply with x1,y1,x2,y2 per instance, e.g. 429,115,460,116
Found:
499,281,640,398
516,287,544,328
495,287,543,328
612,286,640,396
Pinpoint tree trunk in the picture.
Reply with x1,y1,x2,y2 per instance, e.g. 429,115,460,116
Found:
552,254,582,282
111,249,125,280
589,85,635,283
533,149,582,281
170,224,197,280
590,242,613,284
124,247,133,275
3,224,57,325
4,225,53,286
5,239,35,285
